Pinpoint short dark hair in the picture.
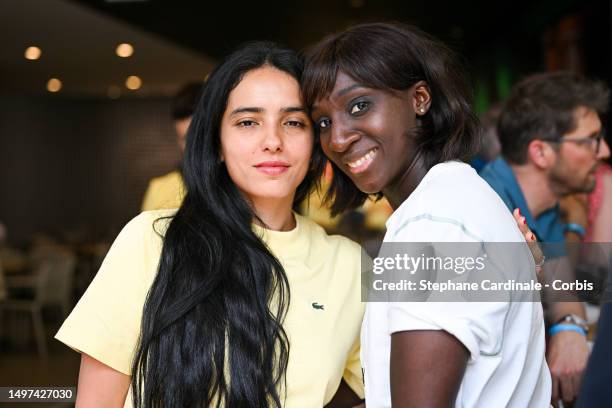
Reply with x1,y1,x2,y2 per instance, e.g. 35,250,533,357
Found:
171,82,204,120
499,72,610,164
302,22,480,215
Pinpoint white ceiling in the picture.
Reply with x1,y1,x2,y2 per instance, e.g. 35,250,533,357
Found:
0,0,215,98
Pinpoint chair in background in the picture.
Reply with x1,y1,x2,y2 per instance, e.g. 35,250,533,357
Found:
0,247,77,359
0,259,54,359
43,254,77,318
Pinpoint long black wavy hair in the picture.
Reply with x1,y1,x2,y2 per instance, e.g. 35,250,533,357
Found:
131,42,326,407
302,22,480,215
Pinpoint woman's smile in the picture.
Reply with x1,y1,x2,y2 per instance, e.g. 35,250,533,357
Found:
346,147,378,174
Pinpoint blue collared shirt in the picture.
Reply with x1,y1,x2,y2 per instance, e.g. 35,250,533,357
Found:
480,157,566,258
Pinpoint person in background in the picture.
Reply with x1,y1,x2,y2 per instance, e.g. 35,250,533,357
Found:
141,82,204,211
585,162,612,243
577,277,612,408
480,72,611,407
568,155,612,408
560,159,612,244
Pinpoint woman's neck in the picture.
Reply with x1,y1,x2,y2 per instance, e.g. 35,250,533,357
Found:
383,154,429,210
251,196,296,231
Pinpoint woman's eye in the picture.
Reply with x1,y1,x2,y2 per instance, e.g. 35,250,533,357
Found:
285,120,305,128
318,118,331,129
237,120,257,127
350,101,370,115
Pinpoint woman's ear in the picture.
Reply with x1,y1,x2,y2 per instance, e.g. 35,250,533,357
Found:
412,81,432,116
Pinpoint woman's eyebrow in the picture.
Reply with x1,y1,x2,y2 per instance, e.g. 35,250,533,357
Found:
335,84,366,98
282,106,306,113
230,106,306,116
230,106,263,116
309,84,368,112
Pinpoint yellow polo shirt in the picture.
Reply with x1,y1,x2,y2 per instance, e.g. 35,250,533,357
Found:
55,210,364,407
140,170,185,211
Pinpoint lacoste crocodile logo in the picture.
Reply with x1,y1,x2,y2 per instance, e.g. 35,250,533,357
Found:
312,302,324,310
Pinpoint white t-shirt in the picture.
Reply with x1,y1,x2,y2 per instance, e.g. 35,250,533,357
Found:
361,161,551,408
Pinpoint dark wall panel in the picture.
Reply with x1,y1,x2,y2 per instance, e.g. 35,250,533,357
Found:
0,96,180,245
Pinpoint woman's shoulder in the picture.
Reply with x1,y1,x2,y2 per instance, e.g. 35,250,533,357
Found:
100,209,177,279
54,212,176,376
128,209,177,238
391,161,519,239
137,208,178,223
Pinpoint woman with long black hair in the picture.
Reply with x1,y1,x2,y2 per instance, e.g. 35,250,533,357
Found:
56,42,364,407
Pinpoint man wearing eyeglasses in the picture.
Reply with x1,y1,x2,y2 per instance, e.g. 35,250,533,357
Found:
480,72,610,408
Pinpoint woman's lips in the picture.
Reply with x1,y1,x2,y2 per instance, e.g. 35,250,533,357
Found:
346,148,378,174
254,161,290,176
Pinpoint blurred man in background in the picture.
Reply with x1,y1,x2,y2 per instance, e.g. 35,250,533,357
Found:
141,82,204,211
480,72,610,407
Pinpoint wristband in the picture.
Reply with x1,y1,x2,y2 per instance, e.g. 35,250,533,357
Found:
564,222,586,237
548,323,587,337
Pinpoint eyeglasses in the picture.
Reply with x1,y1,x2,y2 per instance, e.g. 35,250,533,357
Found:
546,132,605,153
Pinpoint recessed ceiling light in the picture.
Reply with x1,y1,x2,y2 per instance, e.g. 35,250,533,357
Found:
125,75,142,90
47,78,62,93
25,46,41,60
116,43,134,58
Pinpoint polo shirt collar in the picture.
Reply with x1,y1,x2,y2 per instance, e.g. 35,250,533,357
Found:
489,158,539,232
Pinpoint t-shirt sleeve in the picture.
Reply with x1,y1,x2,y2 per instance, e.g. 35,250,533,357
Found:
55,213,162,375
342,335,365,399
387,217,509,361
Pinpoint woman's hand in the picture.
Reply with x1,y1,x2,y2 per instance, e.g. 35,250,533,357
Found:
512,208,544,277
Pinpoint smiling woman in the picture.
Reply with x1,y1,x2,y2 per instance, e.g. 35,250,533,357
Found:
303,22,552,408
54,42,365,408
303,23,480,214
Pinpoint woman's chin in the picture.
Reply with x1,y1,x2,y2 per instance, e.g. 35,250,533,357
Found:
351,175,383,195
244,189,296,203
